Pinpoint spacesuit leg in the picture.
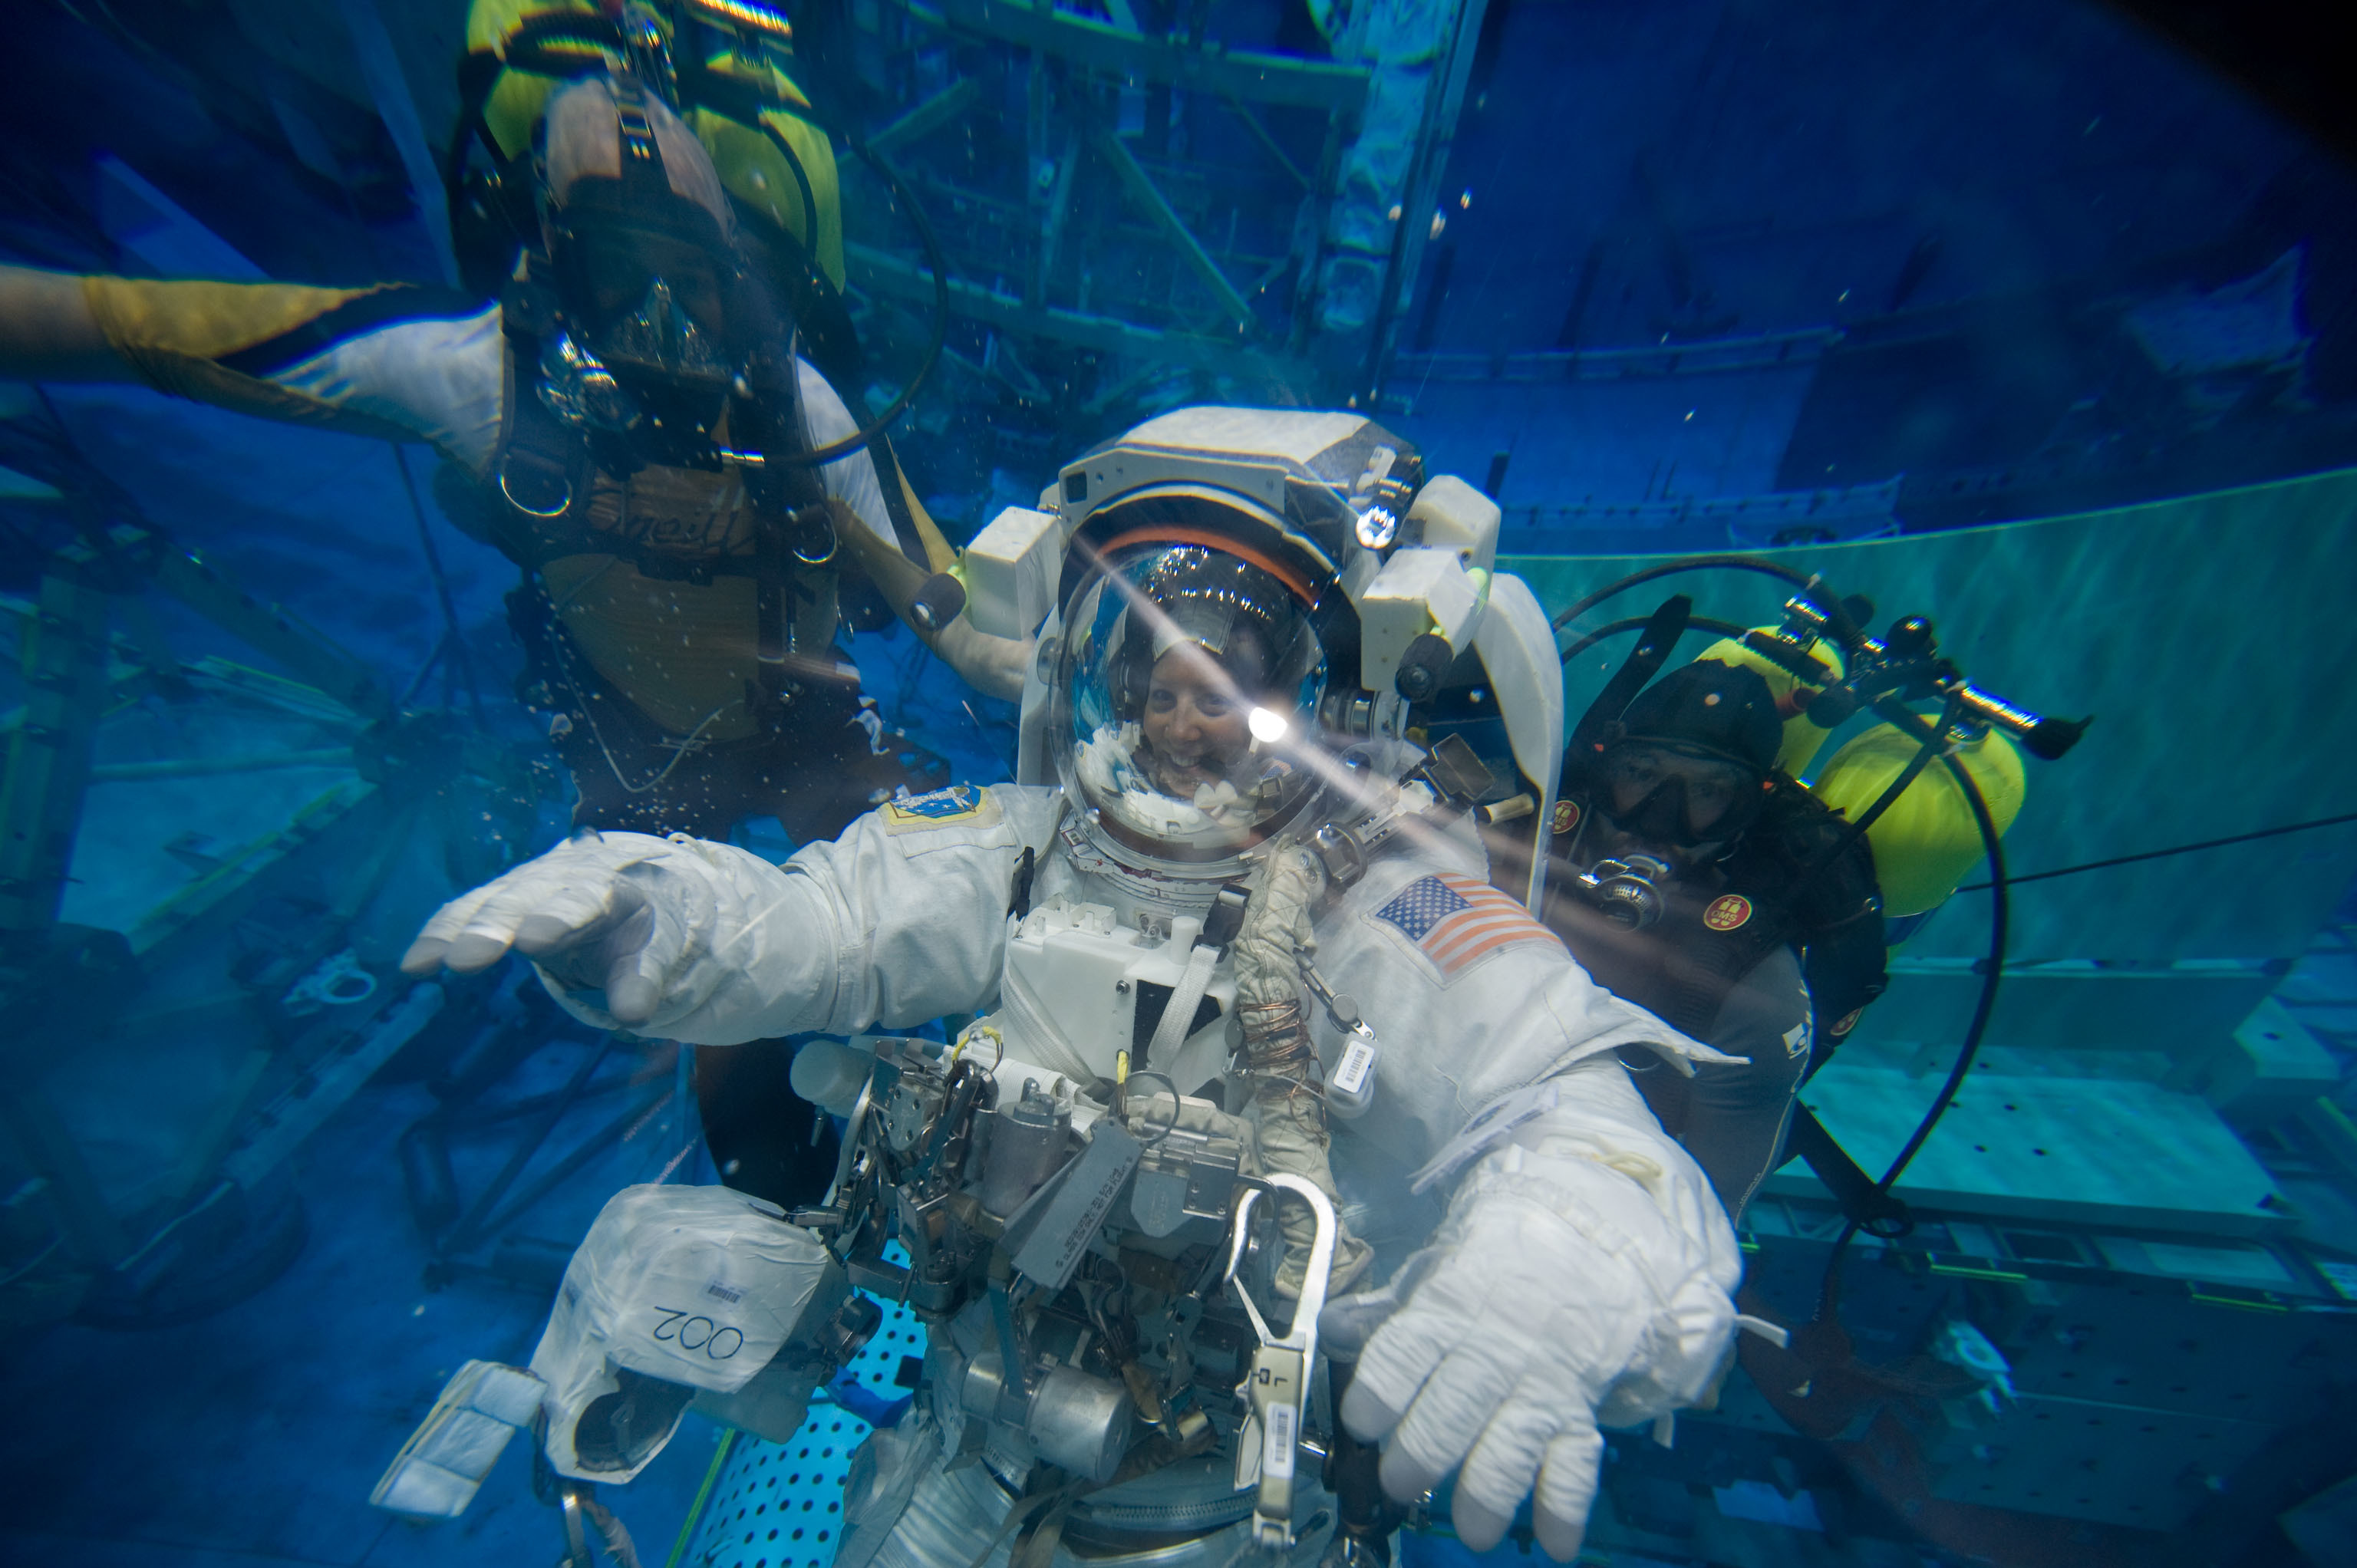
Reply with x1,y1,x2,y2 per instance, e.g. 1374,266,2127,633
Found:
848,1452,1014,1568
846,1445,1339,1568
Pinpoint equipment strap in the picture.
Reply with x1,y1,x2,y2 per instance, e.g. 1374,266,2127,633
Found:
869,435,932,570
1782,1104,1911,1237
1566,594,1690,758
1146,942,1220,1070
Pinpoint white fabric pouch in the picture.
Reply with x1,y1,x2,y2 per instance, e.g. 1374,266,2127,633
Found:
531,1184,838,1480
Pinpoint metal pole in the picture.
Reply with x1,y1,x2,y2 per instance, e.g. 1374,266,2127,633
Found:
390,445,486,729
0,547,110,933
1361,0,1492,400
439,1034,617,1259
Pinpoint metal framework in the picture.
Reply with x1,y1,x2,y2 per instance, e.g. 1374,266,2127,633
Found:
0,458,441,1319
836,0,1485,423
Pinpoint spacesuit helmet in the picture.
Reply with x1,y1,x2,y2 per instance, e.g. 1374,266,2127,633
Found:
1053,537,1329,861
536,72,789,443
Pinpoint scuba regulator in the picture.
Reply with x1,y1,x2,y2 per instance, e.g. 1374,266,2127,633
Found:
1567,852,1680,930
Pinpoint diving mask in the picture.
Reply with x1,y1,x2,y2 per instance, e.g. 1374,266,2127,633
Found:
1595,741,1765,848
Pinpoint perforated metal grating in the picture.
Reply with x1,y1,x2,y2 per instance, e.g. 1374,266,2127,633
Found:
687,1290,931,1568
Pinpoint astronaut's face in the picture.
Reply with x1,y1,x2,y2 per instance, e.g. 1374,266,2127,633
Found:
1139,644,1253,797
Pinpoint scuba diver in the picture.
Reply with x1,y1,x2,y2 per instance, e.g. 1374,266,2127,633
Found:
0,70,1029,1210
1543,631,1886,1221
383,409,1757,1567
1543,575,2076,1452
1544,578,2065,1233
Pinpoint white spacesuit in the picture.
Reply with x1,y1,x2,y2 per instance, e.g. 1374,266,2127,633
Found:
387,411,1743,1566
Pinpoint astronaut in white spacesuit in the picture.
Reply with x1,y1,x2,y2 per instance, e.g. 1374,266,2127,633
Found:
392,411,1743,1566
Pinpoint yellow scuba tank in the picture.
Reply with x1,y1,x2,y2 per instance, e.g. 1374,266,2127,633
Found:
466,0,846,285
1808,723,2026,918
1696,631,1845,776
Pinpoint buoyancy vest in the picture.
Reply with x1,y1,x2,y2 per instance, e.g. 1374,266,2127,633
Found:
454,264,923,740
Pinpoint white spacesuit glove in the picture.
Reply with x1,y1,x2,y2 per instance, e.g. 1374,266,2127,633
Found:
401,830,790,1038
1321,1064,1739,1562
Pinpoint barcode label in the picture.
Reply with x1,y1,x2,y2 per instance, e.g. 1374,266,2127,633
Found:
1263,1402,1296,1479
1332,1037,1376,1096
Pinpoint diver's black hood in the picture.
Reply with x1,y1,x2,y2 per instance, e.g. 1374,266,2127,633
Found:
1560,600,1780,853
1618,660,1782,775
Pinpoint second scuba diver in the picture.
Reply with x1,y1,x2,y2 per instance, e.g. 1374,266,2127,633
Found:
0,70,1030,1209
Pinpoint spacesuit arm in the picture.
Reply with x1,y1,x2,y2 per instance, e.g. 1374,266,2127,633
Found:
402,790,1051,1042
1332,1053,1740,1561
0,265,504,469
1313,858,1739,1560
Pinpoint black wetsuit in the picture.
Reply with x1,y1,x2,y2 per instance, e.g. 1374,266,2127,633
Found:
1544,787,1884,1224
1547,876,1813,1220
1615,944,1813,1220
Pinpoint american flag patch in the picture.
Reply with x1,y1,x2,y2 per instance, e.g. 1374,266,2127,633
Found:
1372,872,1562,980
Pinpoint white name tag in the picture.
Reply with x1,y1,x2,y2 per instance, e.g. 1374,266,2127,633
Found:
1263,1402,1297,1479
1331,1037,1376,1097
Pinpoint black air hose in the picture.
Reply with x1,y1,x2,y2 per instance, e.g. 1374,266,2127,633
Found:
1556,612,1750,666
1548,555,1820,631
1812,697,2007,1306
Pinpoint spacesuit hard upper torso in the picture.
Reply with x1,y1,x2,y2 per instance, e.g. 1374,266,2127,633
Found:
516,781,1741,1565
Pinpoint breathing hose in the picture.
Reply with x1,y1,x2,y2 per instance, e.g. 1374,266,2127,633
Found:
1811,699,2007,1314
1556,612,1750,666
1547,555,1820,632
754,124,950,468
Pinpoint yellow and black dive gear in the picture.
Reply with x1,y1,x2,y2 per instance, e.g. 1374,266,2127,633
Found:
464,0,843,284
1811,720,2027,920
446,0,951,473
1554,594,1890,1046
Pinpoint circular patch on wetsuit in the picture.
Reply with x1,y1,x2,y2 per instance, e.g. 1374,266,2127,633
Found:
1551,799,1581,835
1703,893,1753,931
1829,1007,1864,1037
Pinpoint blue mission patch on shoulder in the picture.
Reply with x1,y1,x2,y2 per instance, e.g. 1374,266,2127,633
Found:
880,784,1000,835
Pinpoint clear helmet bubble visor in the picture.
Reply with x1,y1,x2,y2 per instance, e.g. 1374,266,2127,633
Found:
1053,542,1328,861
